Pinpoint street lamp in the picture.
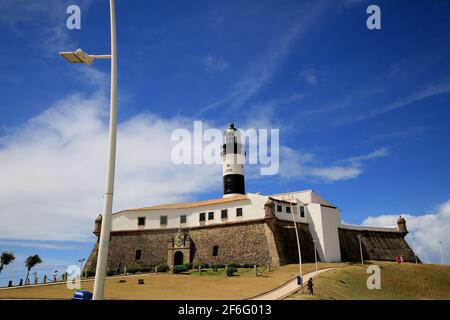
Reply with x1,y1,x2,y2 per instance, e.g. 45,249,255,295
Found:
438,241,444,265
411,236,418,264
288,194,303,292
312,239,318,277
357,234,364,266
59,49,111,65
78,258,86,271
59,0,118,300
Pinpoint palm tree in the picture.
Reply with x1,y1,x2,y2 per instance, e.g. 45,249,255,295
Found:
24,255,43,284
0,252,16,274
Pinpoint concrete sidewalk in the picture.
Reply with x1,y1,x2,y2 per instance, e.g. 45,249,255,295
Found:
248,268,334,300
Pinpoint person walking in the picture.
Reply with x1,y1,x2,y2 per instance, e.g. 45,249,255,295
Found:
307,277,314,295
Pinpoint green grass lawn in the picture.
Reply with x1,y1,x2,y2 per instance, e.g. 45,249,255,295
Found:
2,261,447,300
287,261,450,300
0,263,341,300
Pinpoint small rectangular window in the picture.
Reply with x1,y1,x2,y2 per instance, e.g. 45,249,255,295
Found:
135,249,142,260
160,215,168,225
221,209,228,219
199,212,206,222
236,208,243,217
212,245,219,257
180,215,187,224
277,205,282,212
300,206,305,218
137,217,146,226
286,206,291,214
208,212,214,220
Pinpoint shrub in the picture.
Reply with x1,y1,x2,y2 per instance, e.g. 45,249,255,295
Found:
183,263,193,270
212,263,225,269
243,263,256,268
193,263,206,270
107,269,116,276
127,264,141,274
173,265,188,274
157,263,169,272
228,263,241,268
141,266,152,273
86,270,95,277
226,267,238,276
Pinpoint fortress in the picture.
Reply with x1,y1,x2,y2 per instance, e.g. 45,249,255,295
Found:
84,124,417,273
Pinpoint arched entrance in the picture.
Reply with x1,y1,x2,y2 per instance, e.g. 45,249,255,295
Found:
174,251,184,265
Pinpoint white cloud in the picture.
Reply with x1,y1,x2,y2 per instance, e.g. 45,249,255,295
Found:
278,146,388,182
204,56,229,72
298,68,327,86
362,200,450,265
0,91,221,242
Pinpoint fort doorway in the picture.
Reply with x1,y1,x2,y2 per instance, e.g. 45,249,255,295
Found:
174,251,184,265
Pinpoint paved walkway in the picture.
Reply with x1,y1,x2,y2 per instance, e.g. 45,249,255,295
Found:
248,268,334,300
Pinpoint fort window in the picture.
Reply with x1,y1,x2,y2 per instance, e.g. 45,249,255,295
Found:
277,205,282,212
180,215,187,224
160,215,168,225
300,206,305,218
236,208,243,217
286,206,291,214
137,217,146,226
208,212,214,220
200,212,206,222
135,249,142,261
212,245,219,256
221,209,228,219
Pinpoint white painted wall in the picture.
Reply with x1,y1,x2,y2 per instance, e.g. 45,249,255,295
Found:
306,203,342,262
111,193,268,231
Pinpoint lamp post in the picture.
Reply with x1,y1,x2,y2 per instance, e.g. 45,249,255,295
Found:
438,241,444,265
78,258,86,271
59,0,118,300
411,237,418,264
313,239,318,277
288,194,303,292
357,234,364,266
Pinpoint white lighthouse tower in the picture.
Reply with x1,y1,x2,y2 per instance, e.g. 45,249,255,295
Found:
222,123,246,198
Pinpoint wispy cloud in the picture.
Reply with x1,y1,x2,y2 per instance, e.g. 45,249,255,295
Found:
353,83,450,122
204,55,229,72
199,3,329,114
298,68,327,86
0,0,94,54
0,240,84,250
278,146,389,182
363,199,450,264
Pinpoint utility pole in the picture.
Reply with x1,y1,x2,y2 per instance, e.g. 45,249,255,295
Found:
357,234,364,266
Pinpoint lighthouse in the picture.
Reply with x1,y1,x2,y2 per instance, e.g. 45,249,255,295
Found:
222,124,246,198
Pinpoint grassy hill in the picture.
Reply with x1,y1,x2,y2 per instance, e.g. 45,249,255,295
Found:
287,261,450,300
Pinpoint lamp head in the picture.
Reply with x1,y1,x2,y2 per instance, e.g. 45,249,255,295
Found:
59,49,94,65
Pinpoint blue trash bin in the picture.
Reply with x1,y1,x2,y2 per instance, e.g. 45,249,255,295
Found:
297,276,302,286
71,290,93,300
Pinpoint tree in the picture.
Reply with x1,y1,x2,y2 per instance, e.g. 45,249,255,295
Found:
0,252,16,274
25,255,43,284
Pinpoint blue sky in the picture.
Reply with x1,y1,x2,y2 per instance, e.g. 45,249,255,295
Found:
0,0,449,284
